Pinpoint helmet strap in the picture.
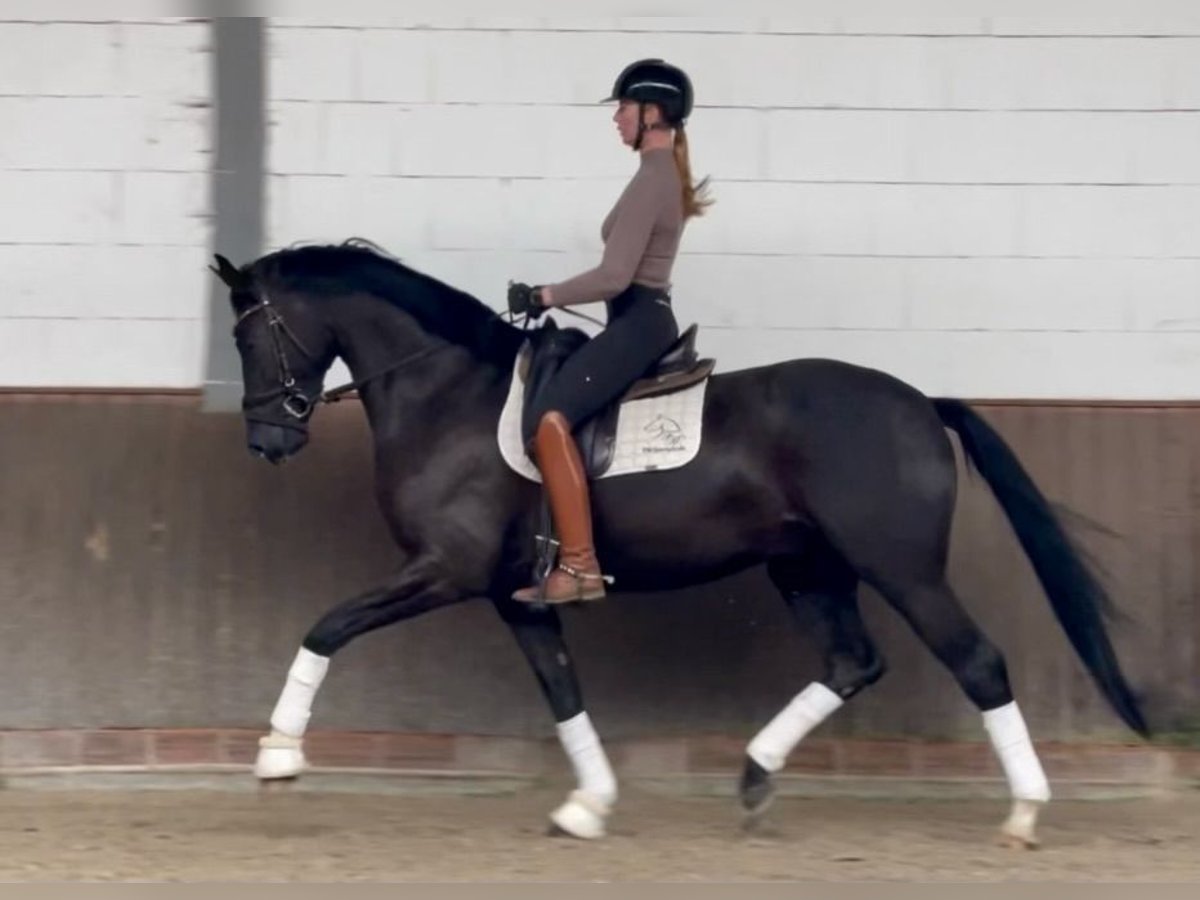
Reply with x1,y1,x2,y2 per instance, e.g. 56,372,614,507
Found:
633,102,673,150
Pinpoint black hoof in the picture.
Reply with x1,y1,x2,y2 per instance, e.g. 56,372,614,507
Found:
256,776,300,795
738,757,776,825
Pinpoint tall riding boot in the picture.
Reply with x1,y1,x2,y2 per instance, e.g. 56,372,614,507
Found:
513,411,608,604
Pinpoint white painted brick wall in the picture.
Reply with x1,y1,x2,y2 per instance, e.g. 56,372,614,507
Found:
249,17,1198,400
0,19,211,388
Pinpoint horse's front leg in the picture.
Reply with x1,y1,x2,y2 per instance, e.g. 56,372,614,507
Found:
493,597,617,840
255,564,462,782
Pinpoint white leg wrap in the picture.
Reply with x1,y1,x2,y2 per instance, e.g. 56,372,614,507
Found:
254,730,308,780
549,712,616,839
549,790,611,841
747,682,844,773
268,647,330,739
556,712,617,806
983,701,1051,803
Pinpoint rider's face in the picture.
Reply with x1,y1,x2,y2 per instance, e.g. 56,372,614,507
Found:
613,100,662,148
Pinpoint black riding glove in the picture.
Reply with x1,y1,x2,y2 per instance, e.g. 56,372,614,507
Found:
507,281,548,320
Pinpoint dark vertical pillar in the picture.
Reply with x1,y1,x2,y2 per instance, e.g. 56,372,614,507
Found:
203,16,265,412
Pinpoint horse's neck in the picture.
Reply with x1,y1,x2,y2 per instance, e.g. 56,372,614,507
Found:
363,361,509,465
325,288,515,445
341,329,507,443
329,296,415,381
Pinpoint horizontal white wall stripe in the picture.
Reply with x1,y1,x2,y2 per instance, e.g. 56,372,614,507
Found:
264,18,1200,399
0,18,211,388
4,14,1199,396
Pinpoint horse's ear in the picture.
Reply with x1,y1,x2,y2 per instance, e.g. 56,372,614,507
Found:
209,253,245,289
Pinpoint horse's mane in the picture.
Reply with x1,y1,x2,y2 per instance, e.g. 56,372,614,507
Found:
249,238,525,368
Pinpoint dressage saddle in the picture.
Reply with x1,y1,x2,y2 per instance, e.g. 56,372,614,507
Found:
518,322,715,478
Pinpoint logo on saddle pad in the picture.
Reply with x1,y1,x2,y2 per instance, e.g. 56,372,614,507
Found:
497,326,713,482
643,414,685,452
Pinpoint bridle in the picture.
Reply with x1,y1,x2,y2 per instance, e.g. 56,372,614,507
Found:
233,285,595,423
234,292,322,420
233,289,445,421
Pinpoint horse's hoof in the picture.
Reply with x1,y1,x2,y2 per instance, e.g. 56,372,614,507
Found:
257,776,299,794
741,795,776,832
996,798,1042,849
997,828,1040,850
739,757,776,828
547,790,610,840
254,732,307,780
254,755,306,780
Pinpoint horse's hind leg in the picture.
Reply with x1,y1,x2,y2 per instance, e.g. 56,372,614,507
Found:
804,412,1050,847
740,549,885,825
871,576,1050,848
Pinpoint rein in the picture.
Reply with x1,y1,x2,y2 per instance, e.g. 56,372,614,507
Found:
237,284,589,420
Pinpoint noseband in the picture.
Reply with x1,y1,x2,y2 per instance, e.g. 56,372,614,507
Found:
235,293,321,420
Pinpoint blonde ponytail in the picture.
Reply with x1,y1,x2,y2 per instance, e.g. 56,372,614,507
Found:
673,127,714,220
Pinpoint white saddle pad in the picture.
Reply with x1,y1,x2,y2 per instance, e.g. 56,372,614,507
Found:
497,357,709,482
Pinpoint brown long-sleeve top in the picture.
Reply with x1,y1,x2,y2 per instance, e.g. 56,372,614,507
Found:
548,148,683,306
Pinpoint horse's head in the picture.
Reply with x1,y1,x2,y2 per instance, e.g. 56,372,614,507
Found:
210,253,336,464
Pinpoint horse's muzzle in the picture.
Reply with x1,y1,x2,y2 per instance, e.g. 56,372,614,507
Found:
246,420,309,464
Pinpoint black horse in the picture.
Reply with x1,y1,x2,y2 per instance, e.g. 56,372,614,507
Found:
211,240,1147,847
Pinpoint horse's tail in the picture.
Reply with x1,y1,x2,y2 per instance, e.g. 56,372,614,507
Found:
932,398,1149,738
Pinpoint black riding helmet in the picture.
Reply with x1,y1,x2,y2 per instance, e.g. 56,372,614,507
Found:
603,58,694,148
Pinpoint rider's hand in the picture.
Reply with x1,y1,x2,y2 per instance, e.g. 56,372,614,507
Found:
507,281,548,320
